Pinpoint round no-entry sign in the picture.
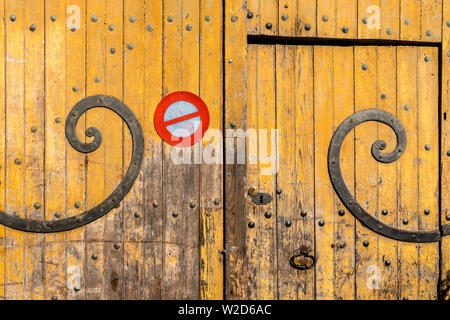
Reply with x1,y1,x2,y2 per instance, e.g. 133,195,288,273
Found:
154,91,210,147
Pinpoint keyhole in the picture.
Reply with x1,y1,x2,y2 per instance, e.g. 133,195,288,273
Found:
259,194,264,204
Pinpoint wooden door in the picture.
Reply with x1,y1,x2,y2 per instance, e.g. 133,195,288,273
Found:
224,43,441,299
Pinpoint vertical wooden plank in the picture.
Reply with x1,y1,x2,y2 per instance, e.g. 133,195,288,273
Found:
377,46,399,300
123,0,145,299
380,0,400,39
397,46,419,300
417,47,439,299
317,0,337,37
332,46,355,300
103,0,124,300
65,0,86,300
276,45,315,300
358,0,381,39
278,0,296,36
420,0,442,42
354,46,379,300
85,0,107,300
259,0,278,35
298,0,317,37
142,0,163,300
5,0,25,300
23,0,44,300
200,0,223,300
225,0,248,300
336,0,358,38
44,0,66,300
314,45,335,299
441,0,450,301
162,0,200,299
401,0,421,40
0,0,4,301
245,0,260,34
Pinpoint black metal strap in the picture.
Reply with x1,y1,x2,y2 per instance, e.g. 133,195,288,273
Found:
328,109,446,243
0,95,144,233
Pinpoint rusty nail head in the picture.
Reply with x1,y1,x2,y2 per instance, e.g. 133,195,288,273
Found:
338,209,345,216
134,212,140,218
304,24,311,31
92,254,98,260
265,22,272,29
264,211,272,219
285,220,292,227
114,243,121,249
172,212,179,218
247,12,253,19
153,201,159,208
318,220,325,227
248,221,255,228
214,199,220,205
363,240,369,247
300,210,307,217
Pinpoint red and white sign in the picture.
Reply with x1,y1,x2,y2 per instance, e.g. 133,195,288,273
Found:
154,91,210,147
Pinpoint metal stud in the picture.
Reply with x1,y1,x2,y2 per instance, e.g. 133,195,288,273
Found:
331,243,335,248
425,144,431,151
34,202,41,210
425,30,432,37
276,188,282,195
167,16,174,23
362,17,368,24
338,209,345,216
265,22,272,29
247,12,253,19
281,14,288,21
386,28,392,35
300,210,307,217
205,16,211,22
304,24,311,31
29,24,36,32
51,296,58,300
341,26,349,33
363,240,369,247
264,211,272,219
129,16,136,23
108,24,115,32
91,254,98,260
322,16,328,22
91,15,98,23
189,202,196,208
382,209,388,215
146,24,154,32
72,86,78,92
172,212,179,218
229,122,236,129
404,18,410,25
424,209,430,216
340,243,345,249
214,199,220,205
384,260,391,267
228,59,232,64
447,51,450,58
110,48,116,54
231,16,238,22
94,76,100,83
446,215,450,221
31,126,37,133
114,243,121,250
55,116,61,123
70,25,77,32
134,212,140,218
248,221,255,228
447,21,450,28
424,56,430,62
10,15,16,22
402,218,408,225
50,16,57,22
14,158,21,165
74,201,81,209
74,286,81,292
285,220,292,227
447,150,450,157
127,43,134,50
404,105,410,111
153,201,159,208
186,24,192,31
381,94,386,100
13,212,19,217
54,212,62,219
361,64,368,71
318,220,325,227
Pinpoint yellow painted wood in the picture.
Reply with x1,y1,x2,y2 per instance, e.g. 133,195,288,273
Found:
245,0,259,34
0,0,4,300
417,47,439,299
5,0,25,300
420,0,442,42
317,0,337,37
441,0,450,301
397,46,420,300
380,0,400,39
332,46,356,299
298,0,317,37
276,45,315,299
23,0,44,300
314,46,335,299
377,46,399,300
200,0,224,300
400,0,421,40
44,0,66,300
354,46,379,300
65,0,86,300
278,0,297,36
